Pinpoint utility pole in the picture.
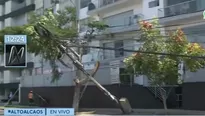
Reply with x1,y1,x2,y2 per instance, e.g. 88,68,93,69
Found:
72,0,82,112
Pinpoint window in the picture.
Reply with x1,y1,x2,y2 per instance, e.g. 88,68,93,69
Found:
103,43,107,59
166,0,191,6
18,69,22,77
35,67,42,75
80,0,91,8
103,42,113,59
0,71,3,78
127,16,133,25
17,0,25,3
60,0,68,3
149,0,159,8
79,18,88,32
114,40,124,58
51,0,59,4
120,68,134,85
103,10,133,31
82,47,90,55
35,8,44,15
28,69,33,76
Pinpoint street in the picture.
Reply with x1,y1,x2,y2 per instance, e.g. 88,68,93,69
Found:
77,108,205,115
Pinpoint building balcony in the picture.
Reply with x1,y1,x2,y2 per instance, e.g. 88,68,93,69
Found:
105,23,139,34
158,0,205,24
11,0,27,12
87,0,129,15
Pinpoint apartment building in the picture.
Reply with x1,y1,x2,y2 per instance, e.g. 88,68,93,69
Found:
79,0,165,85
0,0,66,101
158,0,205,110
18,0,163,88
17,0,78,95
0,0,38,100
17,0,205,110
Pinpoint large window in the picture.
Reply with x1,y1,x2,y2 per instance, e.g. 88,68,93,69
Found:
103,10,134,32
79,18,88,32
114,40,124,58
148,0,159,8
166,0,191,6
104,10,133,26
103,42,113,59
82,46,90,55
81,0,91,8
120,68,134,85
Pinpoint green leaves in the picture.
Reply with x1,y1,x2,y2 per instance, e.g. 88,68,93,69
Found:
0,6,108,83
0,7,79,82
87,21,109,30
124,20,205,85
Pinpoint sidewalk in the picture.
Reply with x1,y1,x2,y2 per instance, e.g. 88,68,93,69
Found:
77,108,205,115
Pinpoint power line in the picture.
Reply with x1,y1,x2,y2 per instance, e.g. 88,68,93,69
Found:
95,29,205,40
68,45,205,59
85,28,205,45
86,18,205,30
82,21,205,42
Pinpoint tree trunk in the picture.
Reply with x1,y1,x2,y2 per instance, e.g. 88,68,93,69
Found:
72,44,82,112
160,87,168,111
72,75,81,112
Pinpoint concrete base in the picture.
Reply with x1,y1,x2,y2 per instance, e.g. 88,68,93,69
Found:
119,98,132,114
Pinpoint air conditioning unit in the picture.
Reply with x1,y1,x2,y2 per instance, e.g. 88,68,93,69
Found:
88,2,96,11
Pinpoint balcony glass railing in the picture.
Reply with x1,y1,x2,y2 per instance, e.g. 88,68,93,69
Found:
158,0,205,18
89,0,121,11
99,0,121,8
102,44,136,60
104,16,138,33
11,1,27,12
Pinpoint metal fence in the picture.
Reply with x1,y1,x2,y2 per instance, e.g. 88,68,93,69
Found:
20,64,140,87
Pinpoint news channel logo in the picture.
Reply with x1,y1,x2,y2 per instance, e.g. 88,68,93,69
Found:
4,108,74,116
4,35,27,68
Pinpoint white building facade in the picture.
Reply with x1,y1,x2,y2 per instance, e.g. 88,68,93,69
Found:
157,0,205,110
0,0,37,100
79,0,165,86
19,0,167,88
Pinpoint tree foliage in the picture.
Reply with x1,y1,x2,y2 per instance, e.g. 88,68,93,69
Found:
124,19,205,85
0,7,108,82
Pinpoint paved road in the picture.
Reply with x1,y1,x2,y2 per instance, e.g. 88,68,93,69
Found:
77,108,205,115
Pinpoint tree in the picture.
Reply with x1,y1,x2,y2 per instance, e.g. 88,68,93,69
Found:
123,19,205,110
0,7,108,111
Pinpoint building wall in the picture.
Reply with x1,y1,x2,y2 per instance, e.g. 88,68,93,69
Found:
78,0,165,87
142,0,164,20
154,0,205,110
178,25,205,84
